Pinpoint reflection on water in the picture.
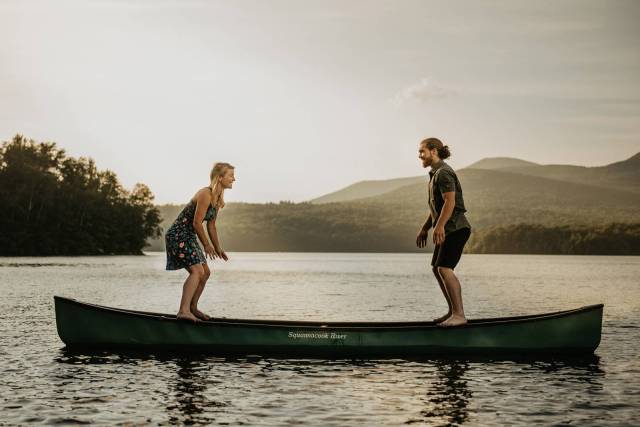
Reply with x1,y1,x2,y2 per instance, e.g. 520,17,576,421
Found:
53,349,607,426
530,355,604,378
418,361,471,426
0,262,106,268
170,358,208,425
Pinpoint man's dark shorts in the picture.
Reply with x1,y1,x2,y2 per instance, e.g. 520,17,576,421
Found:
431,227,471,270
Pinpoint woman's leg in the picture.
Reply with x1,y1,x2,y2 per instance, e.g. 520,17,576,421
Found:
177,264,205,322
191,263,211,320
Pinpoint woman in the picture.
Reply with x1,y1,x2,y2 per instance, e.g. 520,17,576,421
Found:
165,162,235,322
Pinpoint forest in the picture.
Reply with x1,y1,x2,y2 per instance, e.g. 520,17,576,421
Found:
149,202,640,255
0,135,161,255
465,223,640,255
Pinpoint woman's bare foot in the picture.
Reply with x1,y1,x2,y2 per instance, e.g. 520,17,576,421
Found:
433,312,452,323
191,308,211,321
177,311,200,322
437,314,467,327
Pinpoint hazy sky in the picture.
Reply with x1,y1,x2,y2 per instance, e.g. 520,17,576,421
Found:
2,0,639,203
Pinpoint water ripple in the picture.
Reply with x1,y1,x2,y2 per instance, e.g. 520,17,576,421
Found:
0,253,639,426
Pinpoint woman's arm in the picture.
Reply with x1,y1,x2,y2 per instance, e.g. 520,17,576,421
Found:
206,219,228,261
206,219,222,253
192,191,216,259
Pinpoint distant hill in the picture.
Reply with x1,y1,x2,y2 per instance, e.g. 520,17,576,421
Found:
606,152,640,174
310,176,423,204
310,152,640,206
359,167,640,229
147,152,640,254
493,152,640,194
467,157,539,170
148,167,640,253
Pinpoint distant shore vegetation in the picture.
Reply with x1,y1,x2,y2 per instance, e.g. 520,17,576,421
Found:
150,149,640,255
3,134,638,256
0,135,161,255
466,223,640,255
148,202,640,255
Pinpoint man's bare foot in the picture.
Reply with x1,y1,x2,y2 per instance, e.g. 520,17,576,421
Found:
433,313,452,323
191,308,211,321
177,311,200,322
437,314,467,327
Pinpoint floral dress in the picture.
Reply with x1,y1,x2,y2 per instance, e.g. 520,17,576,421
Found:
165,199,217,270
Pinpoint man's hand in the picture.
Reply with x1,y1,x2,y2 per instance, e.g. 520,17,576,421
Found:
433,225,446,246
416,228,429,248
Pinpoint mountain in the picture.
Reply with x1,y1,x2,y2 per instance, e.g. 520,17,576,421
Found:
310,176,424,204
466,157,539,170
311,152,640,206
358,167,640,229
146,153,640,254
605,152,640,174
477,152,640,194
148,166,640,253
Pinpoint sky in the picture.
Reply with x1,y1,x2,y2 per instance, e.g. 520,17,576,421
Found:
1,0,639,204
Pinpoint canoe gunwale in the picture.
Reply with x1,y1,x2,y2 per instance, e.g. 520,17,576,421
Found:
54,296,603,331
58,343,602,358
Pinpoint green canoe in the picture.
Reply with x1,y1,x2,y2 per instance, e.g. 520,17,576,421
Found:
54,296,603,357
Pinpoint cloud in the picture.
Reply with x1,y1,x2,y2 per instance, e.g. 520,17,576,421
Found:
393,78,455,106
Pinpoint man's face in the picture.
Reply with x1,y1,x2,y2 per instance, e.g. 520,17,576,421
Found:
418,143,436,168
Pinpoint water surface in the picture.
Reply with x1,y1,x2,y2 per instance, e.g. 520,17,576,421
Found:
1,253,638,425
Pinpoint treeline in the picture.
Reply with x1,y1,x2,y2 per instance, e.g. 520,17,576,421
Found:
150,201,422,252
7,134,636,256
466,223,640,255
149,203,640,255
0,135,161,255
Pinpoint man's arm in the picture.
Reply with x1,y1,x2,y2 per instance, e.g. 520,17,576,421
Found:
422,215,433,231
416,214,433,248
433,192,455,245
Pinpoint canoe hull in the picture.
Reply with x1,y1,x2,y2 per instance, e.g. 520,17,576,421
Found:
54,296,603,357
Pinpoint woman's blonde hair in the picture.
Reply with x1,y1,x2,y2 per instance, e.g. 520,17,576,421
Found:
209,162,234,209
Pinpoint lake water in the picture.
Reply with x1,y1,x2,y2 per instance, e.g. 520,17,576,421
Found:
1,252,639,426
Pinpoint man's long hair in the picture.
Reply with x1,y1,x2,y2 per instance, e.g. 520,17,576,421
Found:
421,138,451,159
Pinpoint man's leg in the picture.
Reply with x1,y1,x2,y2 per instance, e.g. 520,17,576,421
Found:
432,266,453,323
437,266,467,327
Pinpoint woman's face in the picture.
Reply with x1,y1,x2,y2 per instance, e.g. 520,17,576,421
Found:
220,168,235,189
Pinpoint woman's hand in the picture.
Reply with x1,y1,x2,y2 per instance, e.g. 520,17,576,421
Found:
216,249,229,261
433,225,446,246
204,244,217,260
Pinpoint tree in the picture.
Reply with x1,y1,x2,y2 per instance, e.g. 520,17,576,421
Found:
0,134,161,255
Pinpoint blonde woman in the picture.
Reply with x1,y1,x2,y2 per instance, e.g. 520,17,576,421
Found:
165,162,235,322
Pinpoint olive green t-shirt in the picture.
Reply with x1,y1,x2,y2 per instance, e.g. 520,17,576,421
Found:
428,161,471,235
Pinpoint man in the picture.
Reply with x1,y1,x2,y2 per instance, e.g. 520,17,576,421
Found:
416,137,471,327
